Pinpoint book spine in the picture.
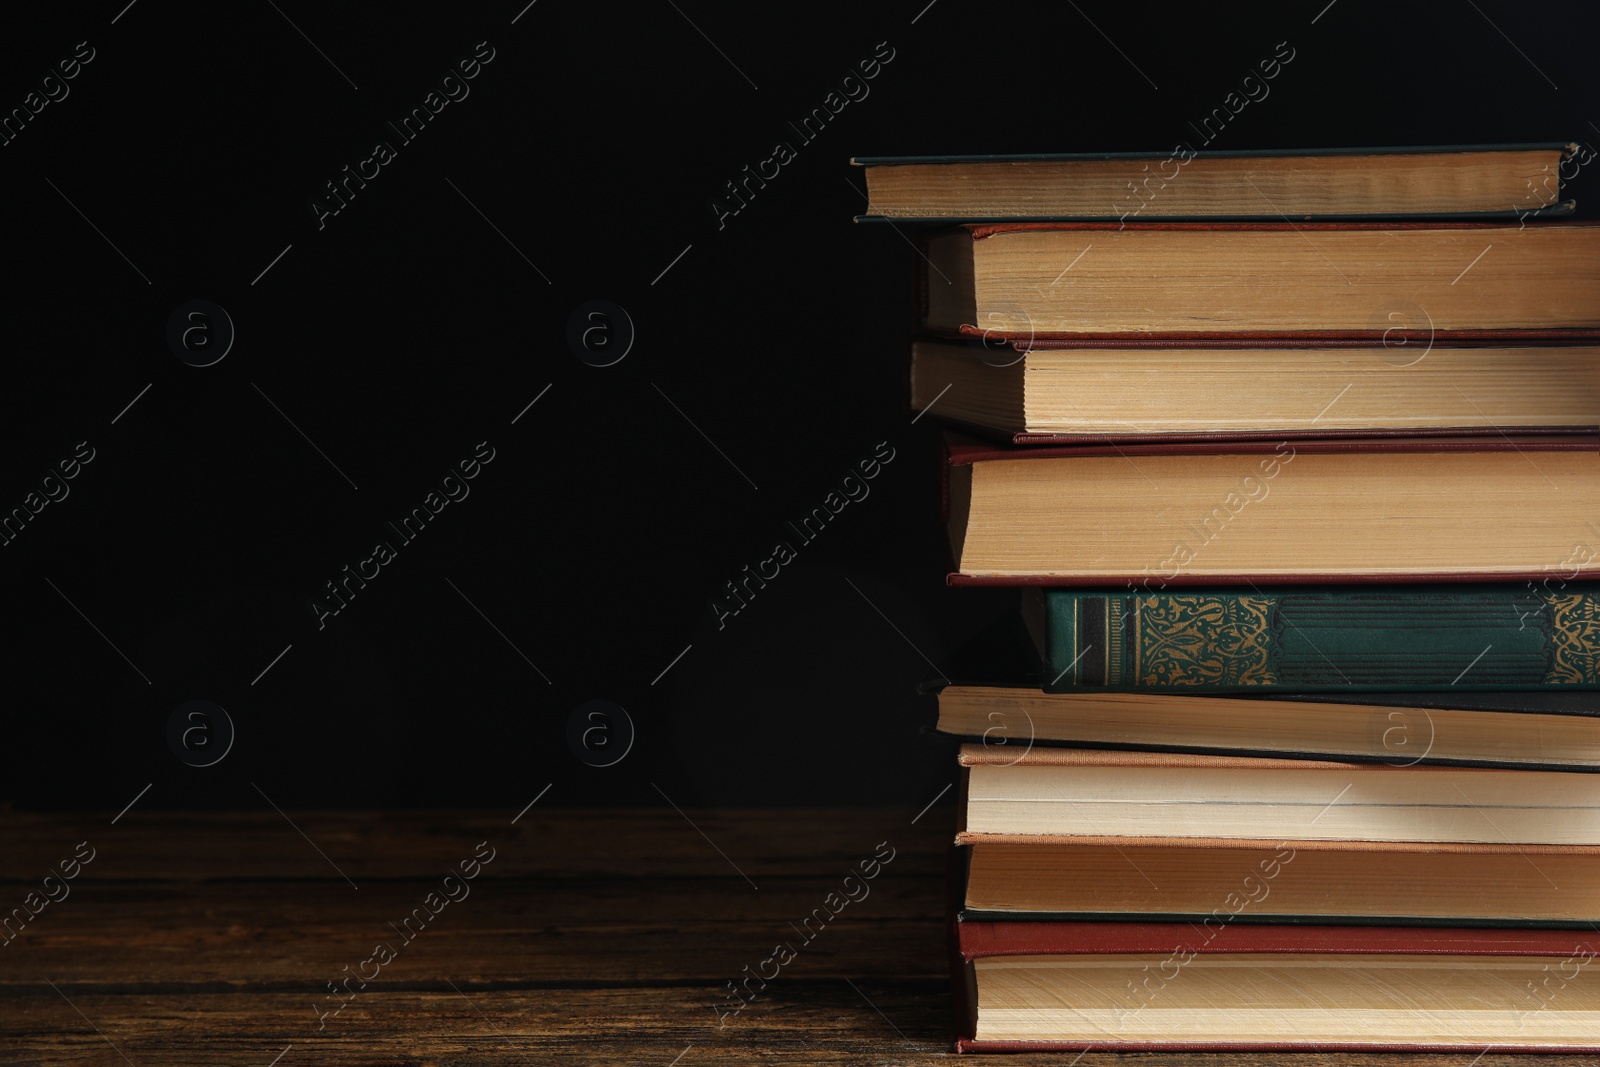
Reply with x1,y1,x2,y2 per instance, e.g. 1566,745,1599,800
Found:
1041,586,1600,693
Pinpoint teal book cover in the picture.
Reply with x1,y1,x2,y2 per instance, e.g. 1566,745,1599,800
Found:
1035,584,1600,693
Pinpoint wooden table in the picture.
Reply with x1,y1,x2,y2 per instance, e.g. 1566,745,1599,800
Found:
0,808,1581,1065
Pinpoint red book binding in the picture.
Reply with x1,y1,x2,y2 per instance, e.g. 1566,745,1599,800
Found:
960,919,1597,959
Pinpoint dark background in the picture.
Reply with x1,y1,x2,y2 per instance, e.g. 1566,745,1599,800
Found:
2,0,1596,813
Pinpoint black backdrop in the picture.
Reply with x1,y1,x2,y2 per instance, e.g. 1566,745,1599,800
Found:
3,0,1596,813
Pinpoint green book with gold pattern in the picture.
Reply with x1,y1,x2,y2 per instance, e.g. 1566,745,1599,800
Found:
1027,585,1600,693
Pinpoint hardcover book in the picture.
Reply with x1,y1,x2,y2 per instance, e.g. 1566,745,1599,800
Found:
934,683,1600,768
912,338,1600,442
917,221,1600,340
960,842,1600,926
955,920,1600,1052
942,434,1600,584
853,143,1577,222
1026,584,1600,693
954,745,1600,849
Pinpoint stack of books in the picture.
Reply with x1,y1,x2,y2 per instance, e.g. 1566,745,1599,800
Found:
855,144,1600,1053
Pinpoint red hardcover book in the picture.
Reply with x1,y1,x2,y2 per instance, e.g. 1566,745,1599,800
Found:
955,919,1600,1052
940,432,1600,586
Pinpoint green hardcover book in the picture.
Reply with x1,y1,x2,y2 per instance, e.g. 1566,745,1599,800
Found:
1028,584,1600,693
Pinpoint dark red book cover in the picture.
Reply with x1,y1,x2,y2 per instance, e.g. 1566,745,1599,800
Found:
1003,425,1600,445
964,219,1600,237
959,919,1598,959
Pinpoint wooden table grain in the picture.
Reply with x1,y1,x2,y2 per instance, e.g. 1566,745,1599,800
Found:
0,808,1585,1066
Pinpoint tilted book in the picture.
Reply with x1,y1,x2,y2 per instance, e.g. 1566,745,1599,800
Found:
933,682,1600,768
